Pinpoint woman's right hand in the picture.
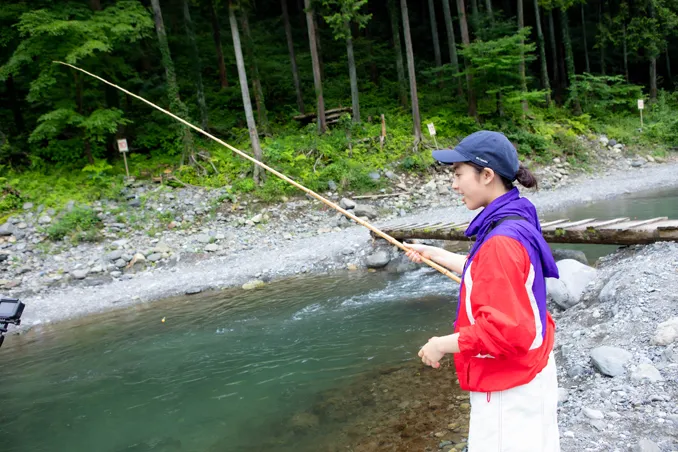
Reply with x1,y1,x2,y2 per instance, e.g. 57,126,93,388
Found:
404,243,434,263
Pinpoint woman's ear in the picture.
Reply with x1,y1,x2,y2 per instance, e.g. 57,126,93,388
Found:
482,167,496,185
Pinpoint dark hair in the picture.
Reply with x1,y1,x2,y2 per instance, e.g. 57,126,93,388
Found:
465,162,538,190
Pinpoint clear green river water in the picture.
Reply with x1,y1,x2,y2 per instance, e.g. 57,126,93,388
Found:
2,187,678,451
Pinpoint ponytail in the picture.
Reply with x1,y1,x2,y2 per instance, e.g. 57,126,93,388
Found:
514,164,538,189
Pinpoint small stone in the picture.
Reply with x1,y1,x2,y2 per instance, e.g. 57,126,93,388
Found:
563,431,575,438
38,215,52,224
653,317,678,345
365,250,390,268
327,180,338,191
111,239,128,249
347,263,358,271
583,407,604,420
242,279,265,290
110,271,122,278
558,388,569,403
339,198,356,209
185,288,202,295
368,171,380,181
153,242,172,254
147,253,162,262
635,439,661,452
205,244,219,252
630,364,663,383
23,202,34,210
589,419,606,431
385,170,396,179
251,214,263,224
105,249,124,261
132,253,146,263
128,198,142,207
114,259,126,268
590,346,632,377
353,204,378,219
196,234,211,244
434,431,445,438
70,269,89,280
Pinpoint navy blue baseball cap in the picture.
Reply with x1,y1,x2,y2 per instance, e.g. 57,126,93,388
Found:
431,130,519,181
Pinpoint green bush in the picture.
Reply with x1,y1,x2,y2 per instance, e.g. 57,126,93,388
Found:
45,207,102,242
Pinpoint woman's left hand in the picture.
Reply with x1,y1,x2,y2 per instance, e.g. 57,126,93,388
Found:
418,337,445,369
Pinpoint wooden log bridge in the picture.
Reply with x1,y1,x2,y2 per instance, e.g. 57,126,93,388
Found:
371,217,678,245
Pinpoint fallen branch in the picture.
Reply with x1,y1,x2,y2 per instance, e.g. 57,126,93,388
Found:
353,192,410,200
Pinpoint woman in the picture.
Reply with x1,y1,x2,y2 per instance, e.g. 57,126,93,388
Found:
405,130,561,451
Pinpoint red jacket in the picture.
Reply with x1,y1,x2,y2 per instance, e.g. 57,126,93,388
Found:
454,235,555,392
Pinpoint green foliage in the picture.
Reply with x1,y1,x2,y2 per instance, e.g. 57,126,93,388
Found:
572,74,643,116
81,158,113,184
322,0,371,41
458,28,544,116
45,206,101,242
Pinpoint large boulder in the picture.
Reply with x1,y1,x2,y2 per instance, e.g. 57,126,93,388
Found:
551,248,588,265
546,259,597,309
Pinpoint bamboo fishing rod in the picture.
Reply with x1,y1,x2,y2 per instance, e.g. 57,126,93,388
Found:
54,61,461,284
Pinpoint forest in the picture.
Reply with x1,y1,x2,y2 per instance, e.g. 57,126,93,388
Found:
1,0,677,213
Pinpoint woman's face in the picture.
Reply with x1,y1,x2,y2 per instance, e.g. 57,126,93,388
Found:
451,163,492,210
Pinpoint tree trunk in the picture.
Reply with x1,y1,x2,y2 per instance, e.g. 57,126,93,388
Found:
304,0,326,133
485,0,494,24
400,0,422,144
622,23,628,81
518,0,528,114
209,0,229,89
428,0,442,69
345,21,360,123
649,1,657,102
365,18,379,84
547,10,560,96
533,0,551,106
389,0,409,107
74,72,94,165
560,7,582,114
90,0,101,10
457,0,477,119
442,0,463,97
240,11,269,133
581,3,590,73
313,12,325,80
183,0,208,130
597,1,605,74
281,0,305,114
650,57,657,102
667,49,673,86
151,0,194,165
228,1,264,183
6,76,25,133
470,0,479,35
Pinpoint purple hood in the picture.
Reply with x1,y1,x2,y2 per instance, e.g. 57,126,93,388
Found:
464,188,559,279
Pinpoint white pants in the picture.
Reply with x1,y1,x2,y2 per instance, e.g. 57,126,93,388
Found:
468,353,560,452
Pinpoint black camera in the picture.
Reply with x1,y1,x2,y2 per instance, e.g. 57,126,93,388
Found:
0,297,25,350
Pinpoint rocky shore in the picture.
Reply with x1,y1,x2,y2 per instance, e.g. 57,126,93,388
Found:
1,136,676,329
